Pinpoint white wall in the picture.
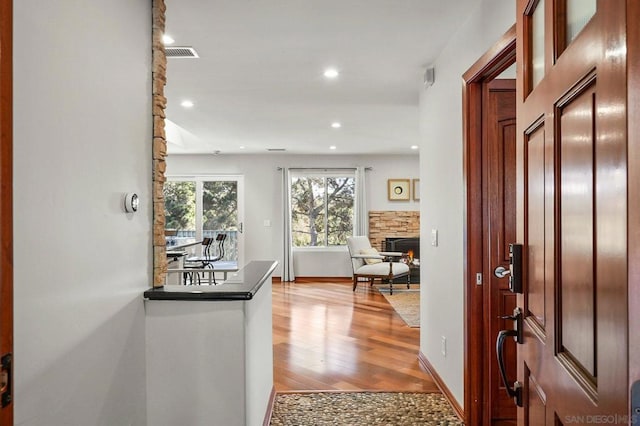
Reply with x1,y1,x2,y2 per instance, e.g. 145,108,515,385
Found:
418,0,515,408
13,1,151,425
167,154,419,276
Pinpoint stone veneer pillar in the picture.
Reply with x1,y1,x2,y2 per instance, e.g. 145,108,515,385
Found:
152,0,167,287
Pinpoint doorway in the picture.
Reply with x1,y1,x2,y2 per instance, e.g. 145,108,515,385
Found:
463,26,516,426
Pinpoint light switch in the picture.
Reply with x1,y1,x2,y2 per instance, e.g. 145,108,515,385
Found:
431,228,438,247
263,219,272,227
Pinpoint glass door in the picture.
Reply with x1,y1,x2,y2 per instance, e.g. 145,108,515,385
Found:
202,179,243,265
164,175,244,266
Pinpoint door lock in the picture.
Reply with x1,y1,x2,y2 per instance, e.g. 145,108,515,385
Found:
494,244,523,293
508,243,523,293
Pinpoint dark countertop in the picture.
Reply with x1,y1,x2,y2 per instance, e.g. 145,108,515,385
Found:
144,260,278,301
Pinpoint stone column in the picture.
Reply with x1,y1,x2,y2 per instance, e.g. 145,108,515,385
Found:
152,0,167,287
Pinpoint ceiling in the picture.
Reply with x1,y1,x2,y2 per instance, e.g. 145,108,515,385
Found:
164,0,478,155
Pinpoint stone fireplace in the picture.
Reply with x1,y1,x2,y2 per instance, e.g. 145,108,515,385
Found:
368,210,419,250
384,237,420,283
368,211,420,283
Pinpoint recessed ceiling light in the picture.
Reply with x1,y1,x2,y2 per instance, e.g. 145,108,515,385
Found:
331,122,342,129
162,34,175,45
323,68,339,79
239,146,245,150
181,100,194,108
329,145,337,150
411,145,419,150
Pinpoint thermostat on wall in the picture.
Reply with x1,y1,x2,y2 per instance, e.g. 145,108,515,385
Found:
124,193,139,213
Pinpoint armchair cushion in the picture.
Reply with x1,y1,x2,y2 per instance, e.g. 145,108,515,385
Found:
360,248,383,264
355,261,410,277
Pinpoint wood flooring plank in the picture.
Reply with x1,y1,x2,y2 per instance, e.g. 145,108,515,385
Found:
272,281,438,392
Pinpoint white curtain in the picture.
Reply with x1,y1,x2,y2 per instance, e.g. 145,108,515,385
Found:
355,166,368,236
281,168,296,281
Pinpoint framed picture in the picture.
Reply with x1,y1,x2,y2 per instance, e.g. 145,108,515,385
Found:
413,179,420,201
388,179,411,201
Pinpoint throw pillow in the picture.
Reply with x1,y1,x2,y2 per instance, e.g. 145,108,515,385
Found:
360,248,383,265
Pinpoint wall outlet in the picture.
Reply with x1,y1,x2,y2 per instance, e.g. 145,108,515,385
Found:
441,336,447,357
431,228,438,247
263,219,271,227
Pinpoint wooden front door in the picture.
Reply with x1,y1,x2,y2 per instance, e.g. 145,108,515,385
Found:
0,0,12,423
515,0,628,423
483,79,517,425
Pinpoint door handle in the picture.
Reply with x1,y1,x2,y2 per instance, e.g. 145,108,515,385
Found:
496,307,523,407
1,353,12,408
496,330,523,407
494,265,510,278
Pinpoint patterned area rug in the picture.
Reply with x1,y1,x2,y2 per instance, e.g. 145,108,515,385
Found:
379,290,420,327
270,392,462,425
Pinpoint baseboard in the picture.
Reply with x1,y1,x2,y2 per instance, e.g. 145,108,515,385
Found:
418,351,464,422
262,386,277,426
272,276,352,283
294,276,352,283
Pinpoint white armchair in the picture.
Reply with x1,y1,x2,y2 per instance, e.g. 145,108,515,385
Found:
346,236,410,295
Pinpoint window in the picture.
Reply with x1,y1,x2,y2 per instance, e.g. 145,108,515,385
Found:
290,172,355,247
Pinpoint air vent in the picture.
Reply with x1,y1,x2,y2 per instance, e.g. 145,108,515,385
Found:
165,46,199,58
267,148,287,152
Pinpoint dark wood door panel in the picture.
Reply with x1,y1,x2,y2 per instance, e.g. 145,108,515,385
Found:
558,84,596,381
525,126,545,329
526,370,546,426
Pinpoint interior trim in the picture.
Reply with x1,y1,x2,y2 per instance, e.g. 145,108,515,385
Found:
262,386,277,426
418,351,464,421
0,0,13,422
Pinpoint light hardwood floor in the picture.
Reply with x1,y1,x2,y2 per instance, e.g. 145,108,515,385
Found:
272,279,439,392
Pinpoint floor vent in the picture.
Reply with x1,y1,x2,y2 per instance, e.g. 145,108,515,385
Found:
166,46,199,58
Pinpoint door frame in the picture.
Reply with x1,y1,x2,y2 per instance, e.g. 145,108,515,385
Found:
629,0,640,394
462,25,516,426
0,0,13,423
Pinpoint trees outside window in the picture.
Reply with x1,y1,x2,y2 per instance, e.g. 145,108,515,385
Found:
164,181,196,234
291,175,355,247
203,181,238,235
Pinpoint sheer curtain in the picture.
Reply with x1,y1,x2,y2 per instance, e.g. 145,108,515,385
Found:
355,166,369,236
281,168,295,281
